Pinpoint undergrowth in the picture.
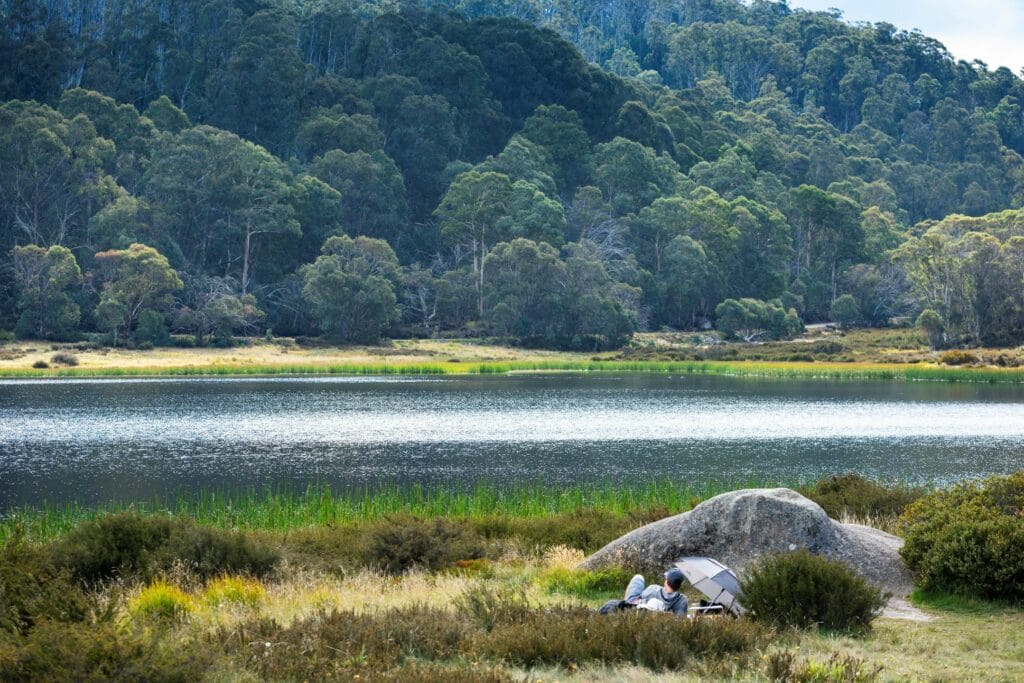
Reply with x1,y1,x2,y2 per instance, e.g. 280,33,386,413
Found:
741,550,887,632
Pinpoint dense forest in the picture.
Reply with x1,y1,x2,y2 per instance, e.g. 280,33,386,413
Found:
3,0,1024,348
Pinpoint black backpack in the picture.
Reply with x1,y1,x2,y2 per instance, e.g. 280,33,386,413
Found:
598,599,637,615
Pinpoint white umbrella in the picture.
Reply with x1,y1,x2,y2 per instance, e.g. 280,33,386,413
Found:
675,556,747,617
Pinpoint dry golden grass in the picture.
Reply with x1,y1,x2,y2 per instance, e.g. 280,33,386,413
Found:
0,338,597,374
164,561,575,635
100,553,1024,682
542,545,587,570
837,511,904,537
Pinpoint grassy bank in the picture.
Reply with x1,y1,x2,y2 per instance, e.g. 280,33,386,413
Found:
3,357,1023,382
0,476,1017,682
0,479,775,545
5,333,1024,382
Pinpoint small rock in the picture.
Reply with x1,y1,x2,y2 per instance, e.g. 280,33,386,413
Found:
579,488,912,596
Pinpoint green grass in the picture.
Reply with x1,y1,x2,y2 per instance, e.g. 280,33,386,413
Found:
2,358,1024,382
909,590,1017,614
0,479,777,544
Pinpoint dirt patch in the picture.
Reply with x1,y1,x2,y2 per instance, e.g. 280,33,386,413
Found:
882,597,934,622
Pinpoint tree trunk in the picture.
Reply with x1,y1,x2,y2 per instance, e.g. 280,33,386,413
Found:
478,238,485,319
241,223,252,295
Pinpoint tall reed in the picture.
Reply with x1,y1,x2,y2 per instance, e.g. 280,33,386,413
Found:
2,359,1022,382
0,478,778,544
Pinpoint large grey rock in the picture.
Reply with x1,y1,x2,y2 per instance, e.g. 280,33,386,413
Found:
580,488,912,596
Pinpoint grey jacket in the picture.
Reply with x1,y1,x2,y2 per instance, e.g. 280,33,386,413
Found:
637,586,688,617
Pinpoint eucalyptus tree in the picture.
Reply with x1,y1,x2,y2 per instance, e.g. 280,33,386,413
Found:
11,244,82,339
301,235,402,343
93,244,183,344
143,126,299,294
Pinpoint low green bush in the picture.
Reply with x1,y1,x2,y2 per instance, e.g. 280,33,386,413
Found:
1,619,210,682
50,513,278,583
224,607,470,680
475,606,770,672
765,650,882,683
458,590,534,633
900,472,1024,601
801,473,923,518
741,550,886,631
49,352,78,366
223,595,768,678
0,534,89,637
938,349,979,365
360,517,485,574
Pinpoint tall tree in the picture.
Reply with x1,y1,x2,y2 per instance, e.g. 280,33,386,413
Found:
143,126,299,293
11,244,82,339
301,235,401,343
93,243,183,343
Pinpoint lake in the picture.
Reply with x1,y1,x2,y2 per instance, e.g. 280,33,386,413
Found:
1,373,1023,509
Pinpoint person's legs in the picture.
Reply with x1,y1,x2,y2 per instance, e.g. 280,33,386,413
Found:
624,574,646,603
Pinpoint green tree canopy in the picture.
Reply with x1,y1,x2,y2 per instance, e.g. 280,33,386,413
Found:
11,244,82,340
93,243,182,343
301,235,401,343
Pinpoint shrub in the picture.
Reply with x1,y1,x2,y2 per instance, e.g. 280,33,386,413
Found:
132,309,170,346
830,295,861,329
224,607,470,680
360,517,484,574
49,352,78,366
3,619,210,682
170,522,279,579
0,534,89,637
801,473,923,519
807,340,845,355
128,579,193,620
30,360,48,369
900,472,1024,601
458,590,534,633
766,650,882,683
50,513,279,584
938,349,978,366
475,605,770,672
203,574,265,607
741,550,886,631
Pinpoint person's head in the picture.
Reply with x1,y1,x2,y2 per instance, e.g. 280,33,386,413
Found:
663,567,685,592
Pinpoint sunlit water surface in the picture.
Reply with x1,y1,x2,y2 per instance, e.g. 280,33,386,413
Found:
1,374,1023,508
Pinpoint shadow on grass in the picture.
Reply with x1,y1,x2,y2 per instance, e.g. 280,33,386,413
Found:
909,590,1021,614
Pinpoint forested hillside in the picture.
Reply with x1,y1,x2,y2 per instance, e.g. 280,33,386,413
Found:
3,0,1024,348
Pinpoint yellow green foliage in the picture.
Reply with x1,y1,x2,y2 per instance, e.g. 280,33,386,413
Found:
202,575,265,607
128,579,193,620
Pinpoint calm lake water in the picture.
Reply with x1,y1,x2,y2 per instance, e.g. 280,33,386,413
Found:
2,374,1024,509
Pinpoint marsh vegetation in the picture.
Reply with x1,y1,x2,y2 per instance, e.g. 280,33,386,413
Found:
1,475,1021,681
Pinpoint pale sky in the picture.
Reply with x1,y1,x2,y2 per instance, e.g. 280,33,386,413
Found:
788,0,1024,73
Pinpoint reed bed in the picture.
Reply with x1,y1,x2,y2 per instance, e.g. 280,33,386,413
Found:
2,358,1023,382
0,478,778,544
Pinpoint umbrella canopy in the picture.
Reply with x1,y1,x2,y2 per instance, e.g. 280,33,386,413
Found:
675,557,747,616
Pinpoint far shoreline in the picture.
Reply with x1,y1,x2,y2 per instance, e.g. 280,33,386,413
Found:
3,332,1024,383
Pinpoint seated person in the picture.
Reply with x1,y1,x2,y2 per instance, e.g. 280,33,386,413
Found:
599,567,689,617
